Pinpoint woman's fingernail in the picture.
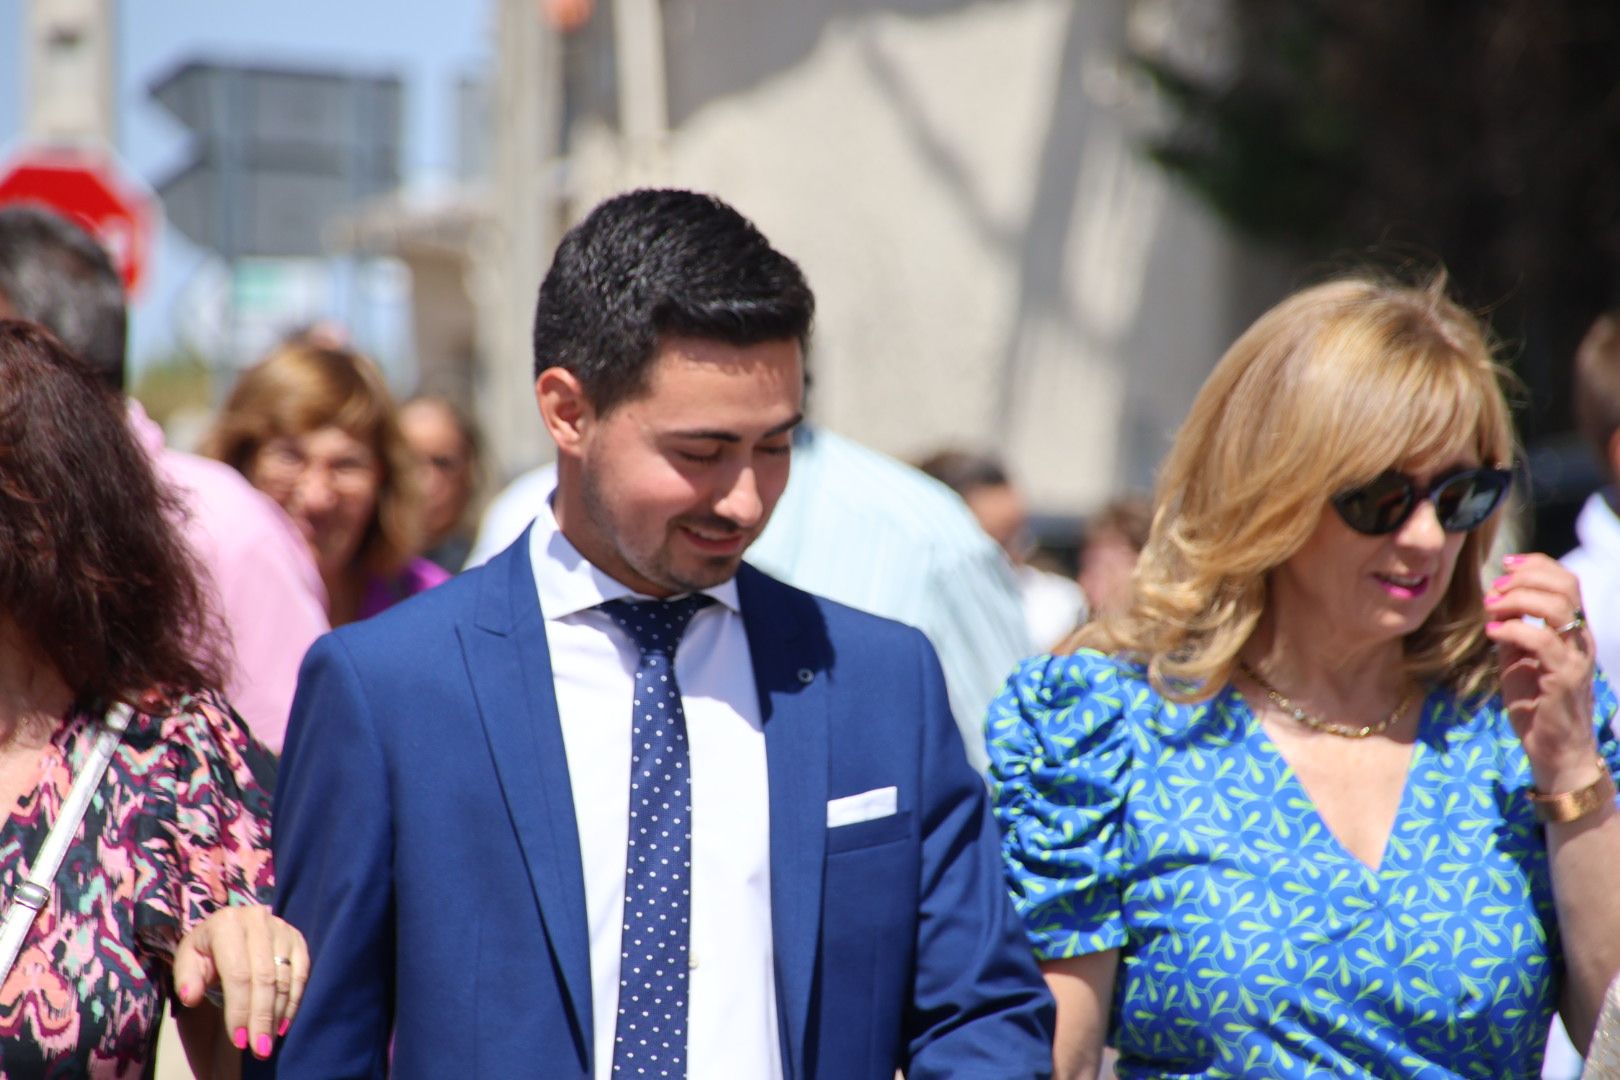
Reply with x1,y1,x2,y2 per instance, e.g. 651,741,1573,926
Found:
255,1033,272,1057
177,983,193,1001
233,1028,248,1050
1491,575,1510,589
1486,620,1505,632
278,1018,290,1037
1484,593,1501,606
1503,554,1525,566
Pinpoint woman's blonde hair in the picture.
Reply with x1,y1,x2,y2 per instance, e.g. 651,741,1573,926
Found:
201,341,421,577
1073,273,1517,703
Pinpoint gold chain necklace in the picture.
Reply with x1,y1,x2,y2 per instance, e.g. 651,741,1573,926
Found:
1237,660,1416,739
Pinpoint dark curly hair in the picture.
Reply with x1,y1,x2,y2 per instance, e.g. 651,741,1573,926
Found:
0,320,224,706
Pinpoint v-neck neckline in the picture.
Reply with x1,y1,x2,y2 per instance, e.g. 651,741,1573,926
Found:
1227,682,1438,878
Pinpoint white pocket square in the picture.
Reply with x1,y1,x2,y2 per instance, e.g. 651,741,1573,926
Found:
826,786,898,828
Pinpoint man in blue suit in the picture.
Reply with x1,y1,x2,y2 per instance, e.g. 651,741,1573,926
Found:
260,189,1054,1079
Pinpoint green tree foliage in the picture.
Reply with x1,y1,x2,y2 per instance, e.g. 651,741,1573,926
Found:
131,346,216,429
1134,0,1620,440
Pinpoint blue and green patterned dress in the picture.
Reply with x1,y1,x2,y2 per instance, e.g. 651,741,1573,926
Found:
988,649,1620,1078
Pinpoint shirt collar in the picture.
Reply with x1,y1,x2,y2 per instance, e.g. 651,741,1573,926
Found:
527,484,741,619
1577,490,1620,555
124,399,166,458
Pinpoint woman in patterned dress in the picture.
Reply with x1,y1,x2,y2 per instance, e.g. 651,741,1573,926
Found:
988,275,1620,1078
0,320,308,1077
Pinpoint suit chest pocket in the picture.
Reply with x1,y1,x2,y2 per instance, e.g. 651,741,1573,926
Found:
826,809,913,854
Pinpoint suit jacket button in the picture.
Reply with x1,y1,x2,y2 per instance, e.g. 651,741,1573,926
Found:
797,668,814,684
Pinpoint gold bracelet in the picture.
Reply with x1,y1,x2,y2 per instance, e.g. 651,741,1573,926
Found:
1528,758,1617,824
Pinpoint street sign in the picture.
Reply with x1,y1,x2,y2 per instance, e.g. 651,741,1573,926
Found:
0,143,158,294
149,61,402,259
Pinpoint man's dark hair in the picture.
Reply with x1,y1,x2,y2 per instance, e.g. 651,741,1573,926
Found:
532,189,814,412
0,205,127,391
1574,312,1620,480
915,449,1011,499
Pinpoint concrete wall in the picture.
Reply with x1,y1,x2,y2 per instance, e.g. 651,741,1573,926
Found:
555,0,1288,514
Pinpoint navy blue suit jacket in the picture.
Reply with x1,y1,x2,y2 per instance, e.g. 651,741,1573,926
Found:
256,536,1053,1078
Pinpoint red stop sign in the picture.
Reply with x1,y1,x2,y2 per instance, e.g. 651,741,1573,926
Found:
0,144,157,294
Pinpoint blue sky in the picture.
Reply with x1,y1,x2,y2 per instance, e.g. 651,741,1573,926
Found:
0,0,489,371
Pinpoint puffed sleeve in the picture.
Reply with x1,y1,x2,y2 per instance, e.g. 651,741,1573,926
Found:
129,690,278,962
987,650,1140,960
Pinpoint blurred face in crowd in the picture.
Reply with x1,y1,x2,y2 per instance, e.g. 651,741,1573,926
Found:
1077,526,1141,619
400,399,474,546
964,482,1029,564
249,425,382,579
541,334,804,597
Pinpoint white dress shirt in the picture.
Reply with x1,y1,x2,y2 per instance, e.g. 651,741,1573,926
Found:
527,496,783,1080
1563,491,1620,684
472,424,1031,773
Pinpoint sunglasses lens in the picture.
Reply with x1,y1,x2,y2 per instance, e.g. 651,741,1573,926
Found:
1432,469,1510,531
1334,468,1512,535
1334,472,1415,535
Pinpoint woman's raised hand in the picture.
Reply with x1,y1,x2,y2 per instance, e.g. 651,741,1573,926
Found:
1484,552,1600,793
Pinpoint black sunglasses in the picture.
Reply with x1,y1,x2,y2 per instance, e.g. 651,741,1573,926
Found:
1331,466,1513,536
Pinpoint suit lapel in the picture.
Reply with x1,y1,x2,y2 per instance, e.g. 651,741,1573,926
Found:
740,565,830,1080
460,535,595,1066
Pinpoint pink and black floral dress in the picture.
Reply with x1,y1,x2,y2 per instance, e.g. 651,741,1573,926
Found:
0,690,274,1078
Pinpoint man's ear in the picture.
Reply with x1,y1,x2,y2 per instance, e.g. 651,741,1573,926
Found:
536,367,593,456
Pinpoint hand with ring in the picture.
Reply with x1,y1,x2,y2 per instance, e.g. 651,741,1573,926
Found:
1484,553,1600,795
1557,609,1589,637
173,903,309,1060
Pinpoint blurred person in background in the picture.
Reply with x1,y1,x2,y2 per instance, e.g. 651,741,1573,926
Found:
1584,975,1620,1079
991,275,1620,1078
470,439,1031,778
1547,308,1620,1080
0,205,327,755
399,394,482,573
202,343,449,627
917,448,1087,651
0,319,307,1076
1563,311,1620,679
1075,494,1152,623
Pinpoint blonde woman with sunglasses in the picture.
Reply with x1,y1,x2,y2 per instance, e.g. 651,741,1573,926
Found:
988,275,1620,1078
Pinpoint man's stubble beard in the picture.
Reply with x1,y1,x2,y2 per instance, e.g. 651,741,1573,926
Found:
578,463,743,595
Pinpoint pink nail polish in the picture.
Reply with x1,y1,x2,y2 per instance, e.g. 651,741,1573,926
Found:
255,1033,272,1057
233,1027,248,1050
1486,620,1505,631
1503,554,1525,566
278,1018,290,1037
177,983,193,1002
1491,576,1510,589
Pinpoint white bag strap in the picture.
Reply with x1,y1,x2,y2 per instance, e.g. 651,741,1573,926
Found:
0,702,134,980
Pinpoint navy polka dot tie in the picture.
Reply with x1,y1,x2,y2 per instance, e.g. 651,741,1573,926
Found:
600,594,713,1080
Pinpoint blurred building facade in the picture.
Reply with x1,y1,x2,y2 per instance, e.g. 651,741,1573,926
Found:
373,0,1288,516
24,0,116,143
